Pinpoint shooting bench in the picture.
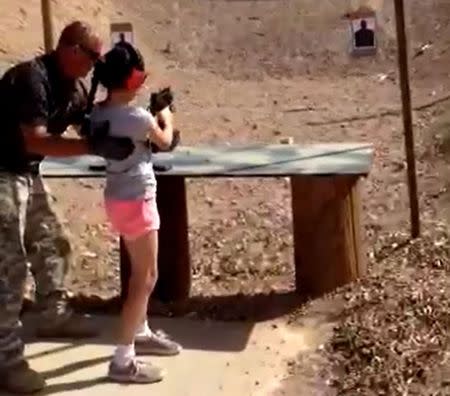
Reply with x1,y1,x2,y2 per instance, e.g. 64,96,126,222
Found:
40,142,373,303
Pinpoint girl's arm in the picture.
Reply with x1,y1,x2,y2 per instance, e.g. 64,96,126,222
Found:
148,107,174,151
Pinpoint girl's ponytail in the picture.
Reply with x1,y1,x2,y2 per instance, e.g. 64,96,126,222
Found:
86,60,104,114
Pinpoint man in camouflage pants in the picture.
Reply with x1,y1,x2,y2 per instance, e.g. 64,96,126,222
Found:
0,21,134,393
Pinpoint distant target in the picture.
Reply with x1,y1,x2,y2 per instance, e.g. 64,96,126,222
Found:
110,22,134,48
347,9,377,56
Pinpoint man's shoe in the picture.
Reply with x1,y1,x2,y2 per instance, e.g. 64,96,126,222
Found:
0,361,46,394
35,313,98,339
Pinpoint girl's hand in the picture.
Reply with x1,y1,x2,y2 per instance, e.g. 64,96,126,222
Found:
157,106,173,128
150,106,174,151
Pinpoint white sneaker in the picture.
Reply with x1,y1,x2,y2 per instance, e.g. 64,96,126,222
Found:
135,330,182,356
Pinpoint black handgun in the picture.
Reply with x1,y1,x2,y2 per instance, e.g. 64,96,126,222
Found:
147,87,181,153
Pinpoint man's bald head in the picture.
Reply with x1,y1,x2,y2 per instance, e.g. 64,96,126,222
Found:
57,21,101,50
56,21,103,79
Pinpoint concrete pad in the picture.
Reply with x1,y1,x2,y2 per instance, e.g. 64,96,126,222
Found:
0,315,301,396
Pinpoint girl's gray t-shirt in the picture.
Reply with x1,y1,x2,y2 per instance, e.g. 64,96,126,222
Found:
90,104,159,200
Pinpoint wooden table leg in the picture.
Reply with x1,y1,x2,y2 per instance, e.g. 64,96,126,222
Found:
119,176,191,306
290,175,366,298
154,176,191,302
119,237,130,306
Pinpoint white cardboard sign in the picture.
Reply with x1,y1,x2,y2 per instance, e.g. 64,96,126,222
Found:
346,8,377,56
110,22,134,48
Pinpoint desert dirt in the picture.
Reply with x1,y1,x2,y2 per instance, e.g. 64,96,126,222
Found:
1,0,450,394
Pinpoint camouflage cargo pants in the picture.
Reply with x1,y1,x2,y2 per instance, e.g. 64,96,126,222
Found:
0,172,72,369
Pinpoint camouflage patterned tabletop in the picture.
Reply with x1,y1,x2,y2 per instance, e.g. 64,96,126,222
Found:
40,143,373,178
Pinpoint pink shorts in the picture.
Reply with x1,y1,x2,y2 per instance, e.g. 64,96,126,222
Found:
104,197,160,240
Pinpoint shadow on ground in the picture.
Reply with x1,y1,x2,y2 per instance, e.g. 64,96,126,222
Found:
23,290,303,322
9,298,301,396
21,290,302,354
22,316,254,353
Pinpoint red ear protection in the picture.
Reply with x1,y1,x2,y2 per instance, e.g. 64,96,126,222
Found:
125,68,148,90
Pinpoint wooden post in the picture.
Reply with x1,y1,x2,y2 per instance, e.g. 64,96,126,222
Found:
119,176,191,306
119,238,131,306
394,0,420,238
290,175,366,298
154,176,191,302
41,0,54,53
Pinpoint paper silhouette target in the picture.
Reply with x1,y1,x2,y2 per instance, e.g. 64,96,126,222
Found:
110,22,134,48
347,9,377,56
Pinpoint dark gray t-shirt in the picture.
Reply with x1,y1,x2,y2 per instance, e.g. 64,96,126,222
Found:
0,51,88,173
90,104,158,200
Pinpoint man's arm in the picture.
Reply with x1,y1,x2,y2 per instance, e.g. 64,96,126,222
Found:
15,65,90,157
22,124,89,157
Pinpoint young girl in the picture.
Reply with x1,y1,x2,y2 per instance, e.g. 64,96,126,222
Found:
90,42,181,383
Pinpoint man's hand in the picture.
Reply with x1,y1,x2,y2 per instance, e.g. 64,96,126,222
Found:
22,124,90,157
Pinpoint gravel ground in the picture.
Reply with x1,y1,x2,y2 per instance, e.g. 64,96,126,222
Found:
295,223,450,396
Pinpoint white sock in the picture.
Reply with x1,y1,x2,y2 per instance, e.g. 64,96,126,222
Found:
135,319,152,339
113,344,135,367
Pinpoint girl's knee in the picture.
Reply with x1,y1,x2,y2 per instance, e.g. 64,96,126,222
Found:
148,264,158,281
129,270,157,297
143,267,157,294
